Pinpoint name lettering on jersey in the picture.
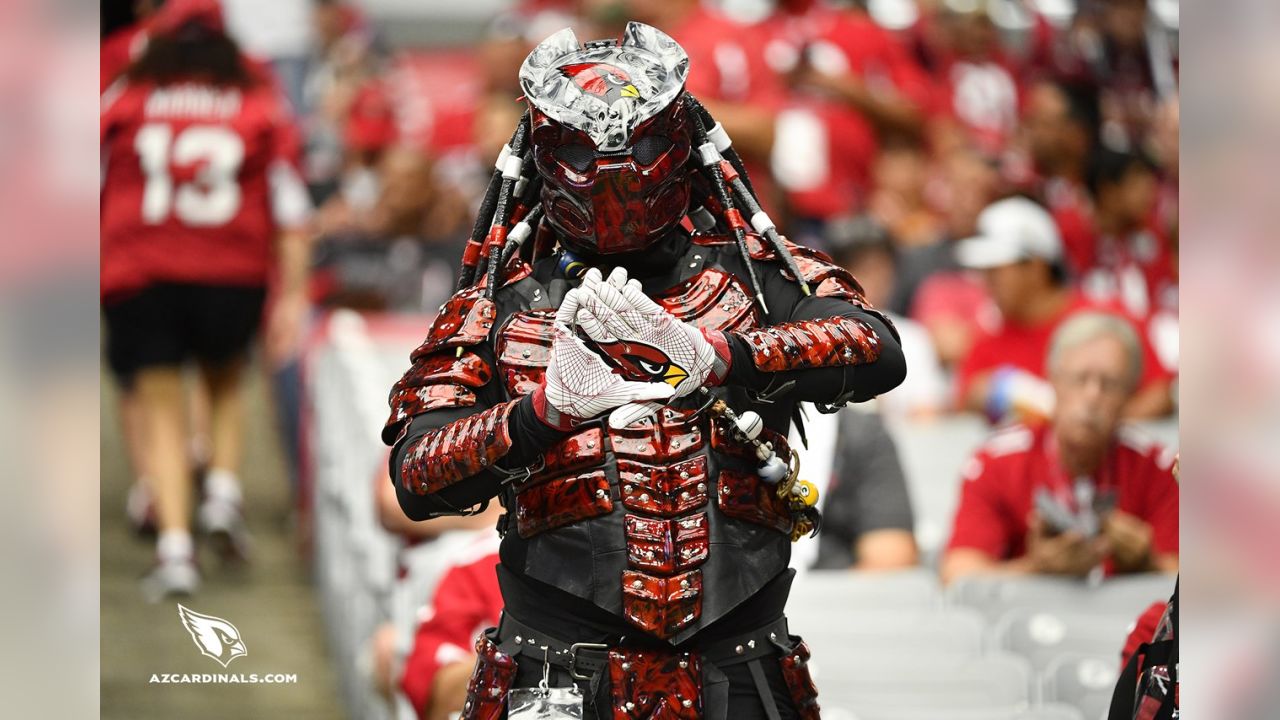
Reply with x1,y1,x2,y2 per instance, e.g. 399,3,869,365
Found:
146,85,243,120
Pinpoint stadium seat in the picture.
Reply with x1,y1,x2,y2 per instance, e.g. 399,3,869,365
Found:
991,608,1133,672
1039,653,1121,720
790,607,986,660
811,651,1034,713
946,574,1176,621
886,416,988,563
789,568,943,613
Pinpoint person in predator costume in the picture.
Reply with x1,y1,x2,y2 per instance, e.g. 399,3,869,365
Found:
383,24,906,720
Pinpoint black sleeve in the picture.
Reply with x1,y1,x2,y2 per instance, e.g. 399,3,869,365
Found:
724,295,907,405
389,394,570,521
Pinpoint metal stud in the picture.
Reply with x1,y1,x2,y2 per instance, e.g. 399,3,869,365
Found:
515,636,523,644
625,702,636,711
586,441,595,449
621,662,630,671
697,483,707,493
490,687,501,697
735,645,745,655
681,579,690,589
683,700,693,708
680,471,690,479
521,349,531,358
596,489,608,499
640,493,650,502
679,660,689,669
748,640,756,649
769,632,778,641
632,580,643,589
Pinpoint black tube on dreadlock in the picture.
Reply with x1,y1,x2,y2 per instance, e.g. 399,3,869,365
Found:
686,95,810,297
457,169,503,289
685,95,757,199
686,95,769,314
498,203,544,269
473,115,532,289
725,173,810,296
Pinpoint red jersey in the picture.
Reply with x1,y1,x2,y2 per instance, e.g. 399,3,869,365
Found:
101,77,310,300
946,422,1179,575
779,9,933,219
954,293,1172,404
401,545,503,719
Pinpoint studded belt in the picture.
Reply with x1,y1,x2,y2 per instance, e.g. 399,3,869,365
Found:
495,612,792,680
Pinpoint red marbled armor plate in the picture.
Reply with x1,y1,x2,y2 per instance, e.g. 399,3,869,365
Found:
621,568,702,639
778,639,821,720
716,468,795,535
618,455,708,517
496,309,556,397
608,647,703,720
608,407,703,463
460,634,516,720
411,288,496,360
624,512,709,574
655,266,759,333
515,469,614,538
737,316,881,373
523,427,606,488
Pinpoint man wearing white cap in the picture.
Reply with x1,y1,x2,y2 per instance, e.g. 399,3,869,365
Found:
953,197,1173,422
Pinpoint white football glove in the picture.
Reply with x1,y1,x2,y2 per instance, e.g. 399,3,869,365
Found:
575,267,730,426
534,287,676,431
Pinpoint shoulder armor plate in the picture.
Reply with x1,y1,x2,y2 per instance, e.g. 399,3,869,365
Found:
410,286,497,362
495,309,557,398
656,267,760,332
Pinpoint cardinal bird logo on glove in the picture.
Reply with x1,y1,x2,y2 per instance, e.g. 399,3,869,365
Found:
597,338,688,388
178,604,248,667
559,62,642,104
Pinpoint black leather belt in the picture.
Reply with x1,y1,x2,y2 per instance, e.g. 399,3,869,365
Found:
495,612,792,681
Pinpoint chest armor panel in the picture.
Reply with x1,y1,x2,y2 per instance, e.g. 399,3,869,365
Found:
494,266,793,643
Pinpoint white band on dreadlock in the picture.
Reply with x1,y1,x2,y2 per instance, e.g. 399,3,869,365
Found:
750,210,777,235
508,220,534,244
697,142,722,167
707,122,732,152
514,176,529,198
494,144,512,172
502,155,525,181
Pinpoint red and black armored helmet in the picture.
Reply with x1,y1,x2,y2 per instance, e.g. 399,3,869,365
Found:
519,23,693,256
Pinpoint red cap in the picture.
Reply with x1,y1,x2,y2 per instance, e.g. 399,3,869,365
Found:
149,0,226,37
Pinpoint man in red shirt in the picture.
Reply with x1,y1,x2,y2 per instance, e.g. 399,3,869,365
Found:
941,311,1179,584
953,197,1174,422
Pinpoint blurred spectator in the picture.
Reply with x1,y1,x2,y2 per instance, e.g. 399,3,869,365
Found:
772,0,930,225
1049,0,1178,150
312,145,470,313
628,0,786,208
898,146,1001,365
916,0,1023,159
1080,149,1176,324
941,311,1179,584
100,0,313,598
827,216,948,419
399,539,503,720
1021,78,1102,275
812,409,918,570
867,138,945,250
953,197,1173,421
368,461,499,709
